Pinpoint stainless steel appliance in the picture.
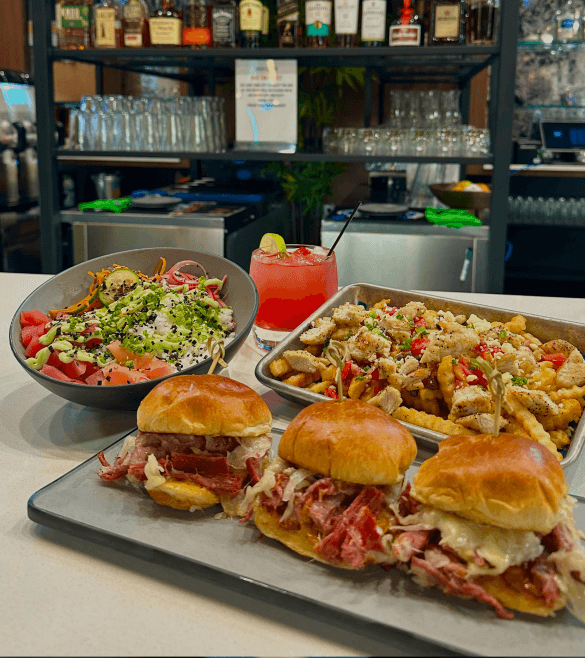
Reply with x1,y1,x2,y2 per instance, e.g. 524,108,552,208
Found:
61,195,290,272
321,218,489,293
0,77,38,203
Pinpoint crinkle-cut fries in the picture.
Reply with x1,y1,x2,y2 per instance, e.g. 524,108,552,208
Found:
268,300,585,460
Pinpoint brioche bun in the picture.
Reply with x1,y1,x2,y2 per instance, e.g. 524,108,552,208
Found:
137,374,272,437
147,478,220,511
253,503,334,566
278,399,417,485
474,568,568,618
412,433,568,533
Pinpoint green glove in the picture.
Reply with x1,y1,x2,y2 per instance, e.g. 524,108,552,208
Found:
78,198,132,213
425,207,483,229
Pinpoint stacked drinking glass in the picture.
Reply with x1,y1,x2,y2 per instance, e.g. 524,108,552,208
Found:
67,95,228,153
323,89,490,158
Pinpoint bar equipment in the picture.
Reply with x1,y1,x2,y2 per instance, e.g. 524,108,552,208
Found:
0,75,39,203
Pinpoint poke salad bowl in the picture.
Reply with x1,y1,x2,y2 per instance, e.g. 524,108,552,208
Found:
9,247,259,410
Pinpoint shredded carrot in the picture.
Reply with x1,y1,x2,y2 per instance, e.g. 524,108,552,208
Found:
48,261,169,318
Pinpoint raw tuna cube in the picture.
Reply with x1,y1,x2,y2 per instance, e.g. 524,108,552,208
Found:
20,310,51,326
39,364,75,382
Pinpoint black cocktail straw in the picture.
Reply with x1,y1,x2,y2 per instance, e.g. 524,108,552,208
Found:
325,201,362,260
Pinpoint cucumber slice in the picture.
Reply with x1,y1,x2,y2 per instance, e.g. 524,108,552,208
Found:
98,268,140,306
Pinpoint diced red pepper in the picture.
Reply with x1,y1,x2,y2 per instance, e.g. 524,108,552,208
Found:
385,306,397,316
341,360,352,380
453,356,488,388
453,364,470,387
539,353,567,370
473,342,502,358
410,336,430,357
325,386,338,400
413,316,427,329
370,367,380,381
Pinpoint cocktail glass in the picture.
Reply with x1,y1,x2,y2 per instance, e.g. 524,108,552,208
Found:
249,245,338,351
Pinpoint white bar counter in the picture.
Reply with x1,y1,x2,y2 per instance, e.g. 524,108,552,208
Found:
2,272,585,657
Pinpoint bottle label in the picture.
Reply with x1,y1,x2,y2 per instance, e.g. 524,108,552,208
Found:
434,4,460,39
95,7,117,46
58,4,91,29
183,26,212,44
361,0,386,41
306,0,331,36
149,17,182,44
124,3,144,20
240,0,263,30
277,0,298,20
389,23,421,45
261,5,269,34
212,8,236,42
124,32,143,46
335,0,358,34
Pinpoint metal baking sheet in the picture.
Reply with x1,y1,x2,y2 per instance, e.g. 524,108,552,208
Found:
27,429,585,656
255,284,585,468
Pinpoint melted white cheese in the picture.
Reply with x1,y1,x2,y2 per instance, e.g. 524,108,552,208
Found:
144,453,166,491
402,506,544,576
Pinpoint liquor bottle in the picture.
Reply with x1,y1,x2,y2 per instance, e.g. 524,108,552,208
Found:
416,0,430,44
305,0,332,47
183,0,212,46
239,0,263,47
123,0,150,47
277,0,302,46
93,0,124,48
149,0,183,46
55,0,92,49
361,0,387,47
261,0,270,44
335,0,359,46
212,0,237,46
467,0,498,44
555,0,579,42
429,0,467,45
389,0,423,45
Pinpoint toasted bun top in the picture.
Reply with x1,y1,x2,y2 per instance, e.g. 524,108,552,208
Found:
137,375,272,437
278,399,417,485
412,433,568,533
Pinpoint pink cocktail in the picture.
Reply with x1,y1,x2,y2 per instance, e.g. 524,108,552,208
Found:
249,245,338,349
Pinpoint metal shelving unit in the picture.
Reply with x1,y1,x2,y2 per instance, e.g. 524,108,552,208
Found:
32,0,519,292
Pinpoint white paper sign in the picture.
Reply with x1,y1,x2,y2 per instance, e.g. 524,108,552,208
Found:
235,59,297,152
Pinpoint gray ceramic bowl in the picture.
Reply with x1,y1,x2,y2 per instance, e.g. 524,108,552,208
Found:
9,248,258,410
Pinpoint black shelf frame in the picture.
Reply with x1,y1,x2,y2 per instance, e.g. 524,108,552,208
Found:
56,150,493,165
32,0,519,292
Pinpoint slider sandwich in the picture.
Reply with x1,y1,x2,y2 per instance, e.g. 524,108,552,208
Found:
389,432,585,621
240,399,417,569
98,374,273,514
